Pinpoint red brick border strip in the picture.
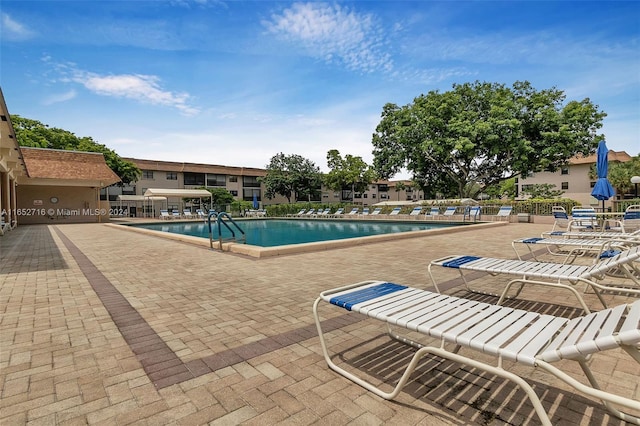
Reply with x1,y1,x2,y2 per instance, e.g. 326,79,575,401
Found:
53,226,194,388
52,226,363,389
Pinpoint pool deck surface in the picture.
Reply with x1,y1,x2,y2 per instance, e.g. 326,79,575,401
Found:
1,220,638,425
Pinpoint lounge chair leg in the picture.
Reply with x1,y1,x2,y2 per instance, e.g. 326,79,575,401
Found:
536,359,640,425
498,278,593,314
314,299,554,425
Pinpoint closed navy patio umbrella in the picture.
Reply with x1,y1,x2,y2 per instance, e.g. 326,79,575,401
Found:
252,193,259,210
591,140,615,211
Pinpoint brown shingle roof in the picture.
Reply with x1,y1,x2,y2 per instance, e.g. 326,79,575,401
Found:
569,150,632,165
20,147,121,186
123,157,267,176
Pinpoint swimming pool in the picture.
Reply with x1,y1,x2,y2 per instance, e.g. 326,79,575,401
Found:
130,219,461,247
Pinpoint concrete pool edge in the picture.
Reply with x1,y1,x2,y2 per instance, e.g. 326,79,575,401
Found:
107,220,508,258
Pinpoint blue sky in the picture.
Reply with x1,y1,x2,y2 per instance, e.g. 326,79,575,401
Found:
1,1,638,179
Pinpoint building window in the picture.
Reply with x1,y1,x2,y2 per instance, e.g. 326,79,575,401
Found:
166,172,177,180
184,172,205,186
243,188,260,201
561,182,569,190
561,167,569,175
372,194,376,198
230,190,238,196
243,176,261,188
207,174,226,187
229,176,238,183
142,170,154,179
122,185,136,195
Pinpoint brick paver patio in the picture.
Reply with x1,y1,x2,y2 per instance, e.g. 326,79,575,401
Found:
1,221,638,425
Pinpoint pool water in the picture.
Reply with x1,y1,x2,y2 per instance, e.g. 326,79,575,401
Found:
131,219,459,247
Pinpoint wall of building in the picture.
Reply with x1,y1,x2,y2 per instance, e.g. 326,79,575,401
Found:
16,185,108,224
518,163,603,208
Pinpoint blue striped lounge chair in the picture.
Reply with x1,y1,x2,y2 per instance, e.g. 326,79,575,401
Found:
428,245,640,314
409,207,423,217
313,280,640,425
442,206,457,218
388,207,402,216
494,205,512,221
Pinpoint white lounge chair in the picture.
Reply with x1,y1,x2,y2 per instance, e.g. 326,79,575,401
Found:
347,208,359,216
571,206,599,231
428,245,640,314
427,207,440,218
543,229,640,240
171,209,181,219
388,207,402,216
304,209,316,216
183,209,194,219
371,207,382,215
314,208,331,217
442,206,457,219
409,207,423,217
512,236,635,263
361,207,370,216
466,206,481,221
0,212,12,235
608,205,640,233
287,209,306,217
550,206,571,233
313,280,640,426
494,205,512,221
330,208,344,218
159,210,172,220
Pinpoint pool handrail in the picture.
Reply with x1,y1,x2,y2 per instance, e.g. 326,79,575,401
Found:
207,211,246,249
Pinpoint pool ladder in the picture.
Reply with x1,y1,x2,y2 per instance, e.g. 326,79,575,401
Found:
207,211,246,250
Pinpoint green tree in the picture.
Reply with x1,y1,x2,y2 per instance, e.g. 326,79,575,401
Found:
523,183,564,199
606,155,640,197
198,187,234,211
324,150,377,203
260,153,322,203
11,115,140,184
371,81,606,199
485,177,517,199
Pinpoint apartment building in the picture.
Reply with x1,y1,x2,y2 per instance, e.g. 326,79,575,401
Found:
103,157,427,216
517,150,632,209
102,158,293,216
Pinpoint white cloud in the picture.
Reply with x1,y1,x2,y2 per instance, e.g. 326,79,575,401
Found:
1,13,36,41
263,2,393,73
46,59,200,115
79,73,199,115
42,90,77,105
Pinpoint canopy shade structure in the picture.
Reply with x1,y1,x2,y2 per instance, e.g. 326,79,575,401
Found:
116,195,167,202
143,188,212,198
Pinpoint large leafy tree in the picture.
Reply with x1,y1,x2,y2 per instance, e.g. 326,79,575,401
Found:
324,149,377,203
261,153,322,203
372,81,606,198
11,115,141,184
